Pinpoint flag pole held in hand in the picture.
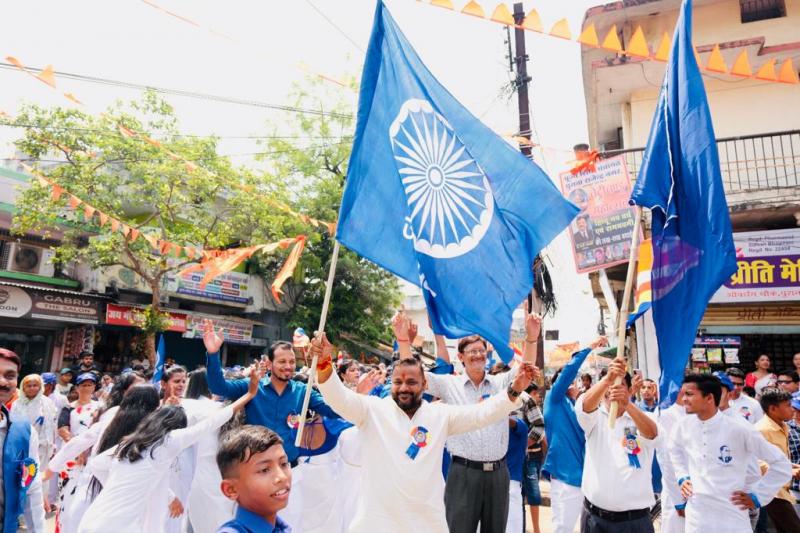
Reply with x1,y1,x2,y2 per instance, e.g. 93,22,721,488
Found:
295,240,340,447
608,206,642,428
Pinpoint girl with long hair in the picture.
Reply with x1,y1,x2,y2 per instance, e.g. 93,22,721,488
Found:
78,365,262,533
46,385,160,533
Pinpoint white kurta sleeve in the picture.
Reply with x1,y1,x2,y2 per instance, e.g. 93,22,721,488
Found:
574,395,599,435
317,372,370,426
48,417,105,472
668,421,691,486
423,372,448,399
745,427,792,507
162,405,235,459
445,391,520,436
24,428,45,533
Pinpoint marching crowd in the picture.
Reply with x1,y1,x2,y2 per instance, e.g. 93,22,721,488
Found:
1,313,800,533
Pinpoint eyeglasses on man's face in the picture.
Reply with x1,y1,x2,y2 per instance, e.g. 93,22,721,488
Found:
464,349,488,357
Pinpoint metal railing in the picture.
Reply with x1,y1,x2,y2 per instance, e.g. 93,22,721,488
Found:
601,130,800,202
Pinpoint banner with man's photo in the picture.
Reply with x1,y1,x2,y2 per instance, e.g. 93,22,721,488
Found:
559,155,638,273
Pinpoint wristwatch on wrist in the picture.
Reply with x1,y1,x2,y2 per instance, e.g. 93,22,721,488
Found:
507,384,521,399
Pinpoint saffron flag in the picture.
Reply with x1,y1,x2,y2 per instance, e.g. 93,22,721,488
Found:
630,0,737,407
626,239,653,327
337,1,578,362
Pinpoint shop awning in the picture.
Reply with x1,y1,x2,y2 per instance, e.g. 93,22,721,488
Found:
0,280,109,298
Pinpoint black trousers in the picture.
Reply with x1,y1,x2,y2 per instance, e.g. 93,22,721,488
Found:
764,498,800,533
444,460,510,533
580,507,655,533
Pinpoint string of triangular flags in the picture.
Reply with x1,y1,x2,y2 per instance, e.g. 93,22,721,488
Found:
421,0,799,84
3,54,337,235
20,162,306,301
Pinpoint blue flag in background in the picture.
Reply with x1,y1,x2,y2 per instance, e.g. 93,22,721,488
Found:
337,1,578,362
152,334,166,385
630,0,737,407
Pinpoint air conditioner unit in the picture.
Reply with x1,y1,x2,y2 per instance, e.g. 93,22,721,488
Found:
2,243,56,277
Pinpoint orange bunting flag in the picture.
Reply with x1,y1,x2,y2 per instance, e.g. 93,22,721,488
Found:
654,33,671,62
522,9,543,32
578,24,599,47
601,25,623,53
63,93,83,105
185,161,198,172
705,44,727,73
121,225,131,238
143,234,158,248
36,65,57,88
461,1,484,18
144,136,162,148
185,247,196,259
5,56,24,69
98,211,109,227
159,241,171,255
68,195,81,210
755,59,777,81
778,59,799,84
83,205,96,220
549,19,572,40
730,50,752,77
271,237,307,303
326,222,337,236
118,125,137,138
490,4,515,26
192,245,266,288
129,228,141,242
430,0,454,10
110,219,120,232
51,184,65,201
626,26,650,58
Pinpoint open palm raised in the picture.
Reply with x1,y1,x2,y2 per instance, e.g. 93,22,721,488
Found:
202,319,224,353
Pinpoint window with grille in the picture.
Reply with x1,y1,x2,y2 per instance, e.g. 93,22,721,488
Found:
740,0,786,23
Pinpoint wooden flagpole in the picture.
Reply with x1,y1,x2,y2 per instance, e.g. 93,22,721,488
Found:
608,206,643,428
295,239,341,447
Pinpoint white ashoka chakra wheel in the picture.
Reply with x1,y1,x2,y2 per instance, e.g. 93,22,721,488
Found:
389,99,494,259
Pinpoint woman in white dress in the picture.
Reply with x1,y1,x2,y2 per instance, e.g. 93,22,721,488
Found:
11,374,58,471
78,365,262,533
160,365,192,533
182,368,237,533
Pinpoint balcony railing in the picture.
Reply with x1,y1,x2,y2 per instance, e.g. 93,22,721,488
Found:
601,130,800,203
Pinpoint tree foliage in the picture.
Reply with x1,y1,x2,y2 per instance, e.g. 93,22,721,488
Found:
257,77,401,350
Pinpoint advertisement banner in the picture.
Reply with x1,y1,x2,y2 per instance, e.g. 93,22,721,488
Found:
711,229,800,303
0,284,100,325
105,303,187,333
183,315,253,345
559,156,638,273
165,270,251,305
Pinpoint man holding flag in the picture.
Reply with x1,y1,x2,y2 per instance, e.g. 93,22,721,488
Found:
629,0,738,409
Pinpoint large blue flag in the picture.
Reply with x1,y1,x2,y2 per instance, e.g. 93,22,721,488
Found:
630,0,737,407
337,1,578,362
152,334,166,385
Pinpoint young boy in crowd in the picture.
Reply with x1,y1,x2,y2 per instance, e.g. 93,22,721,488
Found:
216,425,293,533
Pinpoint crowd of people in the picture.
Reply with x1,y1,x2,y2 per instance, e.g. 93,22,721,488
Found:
1,315,800,533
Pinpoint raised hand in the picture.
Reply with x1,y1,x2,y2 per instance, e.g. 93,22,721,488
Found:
310,332,334,362
356,369,382,395
391,311,411,342
605,358,627,383
511,362,537,394
247,364,264,398
631,371,644,397
588,336,609,350
525,313,543,342
202,319,224,354
407,321,418,344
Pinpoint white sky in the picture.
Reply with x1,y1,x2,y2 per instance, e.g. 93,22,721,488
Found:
1,0,604,344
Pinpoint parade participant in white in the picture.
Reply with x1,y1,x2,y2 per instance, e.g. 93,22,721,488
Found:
669,374,791,533
11,374,57,472
656,385,688,533
312,333,536,533
726,368,764,423
77,366,262,533
576,358,660,533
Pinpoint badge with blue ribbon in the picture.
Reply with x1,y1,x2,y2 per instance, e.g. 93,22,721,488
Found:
621,427,641,469
406,426,429,460
20,458,38,488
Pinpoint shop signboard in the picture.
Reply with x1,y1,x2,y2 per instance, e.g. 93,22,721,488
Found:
183,315,253,345
559,156,639,273
165,270,251,306
0,284,99,324
105,303,187,332
711,229,800,303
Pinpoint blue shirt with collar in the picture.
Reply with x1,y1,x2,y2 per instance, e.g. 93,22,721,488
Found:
542,348,591,488
206,352,338,462
217,507,291,533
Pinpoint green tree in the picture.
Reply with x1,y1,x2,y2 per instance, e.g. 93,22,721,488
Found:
11,92,291,362
258,77,401,351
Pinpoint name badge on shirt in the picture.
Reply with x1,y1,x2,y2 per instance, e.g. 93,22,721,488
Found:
20,457,37,488
621,426,641,469
406,426,429,460
718,445,734,466
286,412,299,430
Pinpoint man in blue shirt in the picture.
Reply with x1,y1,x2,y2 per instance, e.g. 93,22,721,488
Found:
203,319,337,464
542,337,606,533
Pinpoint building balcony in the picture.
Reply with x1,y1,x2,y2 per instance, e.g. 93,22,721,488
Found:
601,129,800,215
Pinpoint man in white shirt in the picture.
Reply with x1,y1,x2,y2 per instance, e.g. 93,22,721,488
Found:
726,367,764,423
576,358,659,533
394,311,541,532
670,373,791,533
657,384,688,533
312,333,537,533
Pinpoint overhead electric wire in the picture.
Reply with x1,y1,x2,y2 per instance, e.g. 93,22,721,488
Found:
0,62,351,119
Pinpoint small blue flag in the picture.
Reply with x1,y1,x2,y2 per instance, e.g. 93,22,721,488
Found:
152,334,167,385
337,1,578,362
630,0,737,407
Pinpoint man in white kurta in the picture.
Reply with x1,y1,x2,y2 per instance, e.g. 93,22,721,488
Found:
315,349,534,533
670,373,791,533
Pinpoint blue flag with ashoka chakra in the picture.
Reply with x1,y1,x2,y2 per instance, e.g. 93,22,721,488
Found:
337,1,578,362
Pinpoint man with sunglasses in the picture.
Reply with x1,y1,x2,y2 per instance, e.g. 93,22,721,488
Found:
726,367,764,424
776,370,800,395
394,311,542,533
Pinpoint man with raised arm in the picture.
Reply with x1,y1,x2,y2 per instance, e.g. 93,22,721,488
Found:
202,319,338,466
311,332,537,533
393,311,542,532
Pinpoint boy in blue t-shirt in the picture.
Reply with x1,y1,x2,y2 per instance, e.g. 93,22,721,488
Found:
216,425,293,533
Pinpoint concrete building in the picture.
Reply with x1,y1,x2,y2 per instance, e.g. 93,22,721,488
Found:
580,0,800,377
